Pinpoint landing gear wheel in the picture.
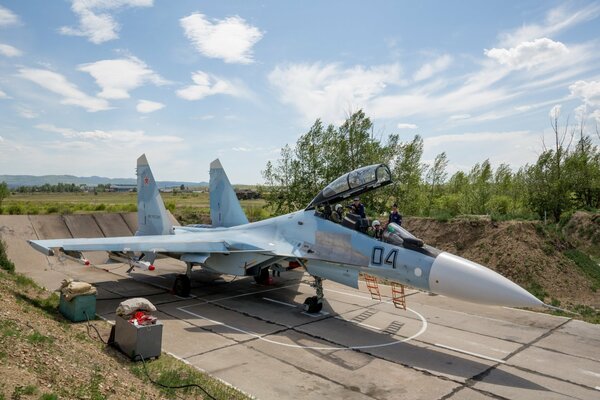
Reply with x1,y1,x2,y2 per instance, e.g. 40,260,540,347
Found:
254,268,270,284
173,274,191,297
303,296,323,313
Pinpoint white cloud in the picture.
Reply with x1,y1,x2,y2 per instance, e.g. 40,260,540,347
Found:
485,38,569,70
0,135,3,142
269,62,402,122
498,3,600,47
449,114,471,120
0,89,8,99
78,57,167,99
136,99,164,113
0,5,19,27
591,109,600,125
413,55,452,81
397,123,417,129
549,104,562,119
60,0,153,44
569,80,600,106
18,68,110,112
0,43,22,57
423,130,540,174
180,12,263,64
232,147,252,152
16,106,39,119
176,71,249,101
35,123,182,143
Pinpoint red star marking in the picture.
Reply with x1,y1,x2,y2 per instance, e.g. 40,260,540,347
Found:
144,176,149,185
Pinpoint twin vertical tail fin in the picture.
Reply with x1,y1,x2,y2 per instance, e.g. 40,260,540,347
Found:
136,154,173,236
210,159,249,227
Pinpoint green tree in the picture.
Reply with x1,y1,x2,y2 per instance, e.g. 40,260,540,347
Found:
0,182,9,208
392,135,425,215
425,152,448,215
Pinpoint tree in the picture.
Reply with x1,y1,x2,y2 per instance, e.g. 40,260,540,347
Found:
425,152,448,215
392,135,425,215
0,182,9,208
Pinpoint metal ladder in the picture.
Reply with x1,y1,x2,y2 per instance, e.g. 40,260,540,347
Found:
391,282,407,310
363,274,381,301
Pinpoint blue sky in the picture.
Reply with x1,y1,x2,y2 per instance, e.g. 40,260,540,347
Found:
1,1,599,183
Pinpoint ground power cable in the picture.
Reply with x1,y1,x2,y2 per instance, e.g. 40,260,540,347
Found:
82,310,217,400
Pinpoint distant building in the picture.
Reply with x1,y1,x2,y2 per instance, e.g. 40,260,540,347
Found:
109,184,137,192
235,189,261,200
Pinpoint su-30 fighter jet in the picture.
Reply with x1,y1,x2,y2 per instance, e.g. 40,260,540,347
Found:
29,154,546,313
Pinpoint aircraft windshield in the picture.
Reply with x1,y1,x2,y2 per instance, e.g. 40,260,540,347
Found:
383,223,424,247
307,164,392,209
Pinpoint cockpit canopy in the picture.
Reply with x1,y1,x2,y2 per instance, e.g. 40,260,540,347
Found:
383,223,424,248
306,164,392,209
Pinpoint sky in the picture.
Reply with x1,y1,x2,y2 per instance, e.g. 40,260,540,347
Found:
1,1,600,184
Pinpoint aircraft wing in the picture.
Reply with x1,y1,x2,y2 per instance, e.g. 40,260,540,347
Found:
28,234,272,257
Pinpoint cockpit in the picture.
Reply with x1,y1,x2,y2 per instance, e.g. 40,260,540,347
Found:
306,164,392,210
383,223,424,248
309,163,426,250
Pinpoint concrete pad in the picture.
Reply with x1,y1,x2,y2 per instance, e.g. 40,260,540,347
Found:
29,214,72,239
186,344,376,400
120,212,138,234
446,388,496,399
93,213,134,237
377,299,561,344
533,319,600,362
246,329,459,400
168,302,287,343
507,345,600,389
62,214,108,264
0,215,67,289
474,364,599,400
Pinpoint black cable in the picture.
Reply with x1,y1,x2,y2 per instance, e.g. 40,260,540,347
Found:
83,310,109,344
133,353,217,400
82,310,217,399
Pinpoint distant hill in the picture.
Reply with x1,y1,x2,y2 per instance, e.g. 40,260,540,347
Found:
0,175,208,189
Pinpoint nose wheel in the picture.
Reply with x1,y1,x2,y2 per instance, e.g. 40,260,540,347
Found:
304,276,324,313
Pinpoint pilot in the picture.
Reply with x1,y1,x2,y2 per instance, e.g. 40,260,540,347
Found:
370,220,384,240
331,204,344,223
389,203,403,226
349,197,366,218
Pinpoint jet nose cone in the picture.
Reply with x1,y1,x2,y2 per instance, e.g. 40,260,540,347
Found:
429,252,544,308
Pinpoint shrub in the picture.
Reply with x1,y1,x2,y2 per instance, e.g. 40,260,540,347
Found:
7,204,23,215
0,240,15,273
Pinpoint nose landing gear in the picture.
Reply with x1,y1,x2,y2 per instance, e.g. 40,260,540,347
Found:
303,276,324,313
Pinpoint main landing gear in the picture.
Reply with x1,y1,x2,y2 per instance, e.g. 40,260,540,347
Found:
254,267,270,285
303,276,324,314
173,262,192,297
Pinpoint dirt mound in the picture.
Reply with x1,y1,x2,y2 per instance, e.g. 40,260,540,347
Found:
404,217,599,308
563,211,600,257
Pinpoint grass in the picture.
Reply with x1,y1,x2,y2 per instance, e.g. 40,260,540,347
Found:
0,239,15,273
131,354,249,400
26,330,54,345
11,385,38,399
564,249,600,291
39,394,59,400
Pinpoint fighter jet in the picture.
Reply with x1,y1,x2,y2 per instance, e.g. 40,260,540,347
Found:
28,155,545,313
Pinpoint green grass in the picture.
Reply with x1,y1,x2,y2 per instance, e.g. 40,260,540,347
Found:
0,319,18,338
564,249,600,291
131,354,249,400
26,330,54,345
527,281,548,301
74,367,106,400
39,394,59,400
11,385,38,399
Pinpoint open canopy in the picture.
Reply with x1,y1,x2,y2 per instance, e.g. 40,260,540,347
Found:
306,164,392,209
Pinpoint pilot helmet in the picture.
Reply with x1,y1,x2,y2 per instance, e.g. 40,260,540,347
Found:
372,220,381,228
335,204,343,211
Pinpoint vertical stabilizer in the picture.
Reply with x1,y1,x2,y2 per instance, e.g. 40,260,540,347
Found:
210,159,249,227
136,154,173,236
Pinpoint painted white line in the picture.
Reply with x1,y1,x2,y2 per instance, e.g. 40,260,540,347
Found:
176,306,428,351
434,343,506,364
581,369,600,378
334,316,381,331
262,297,296,308
301,310,330,317
179,283,298,310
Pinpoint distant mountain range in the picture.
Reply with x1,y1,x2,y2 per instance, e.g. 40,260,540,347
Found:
0,175,208,189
